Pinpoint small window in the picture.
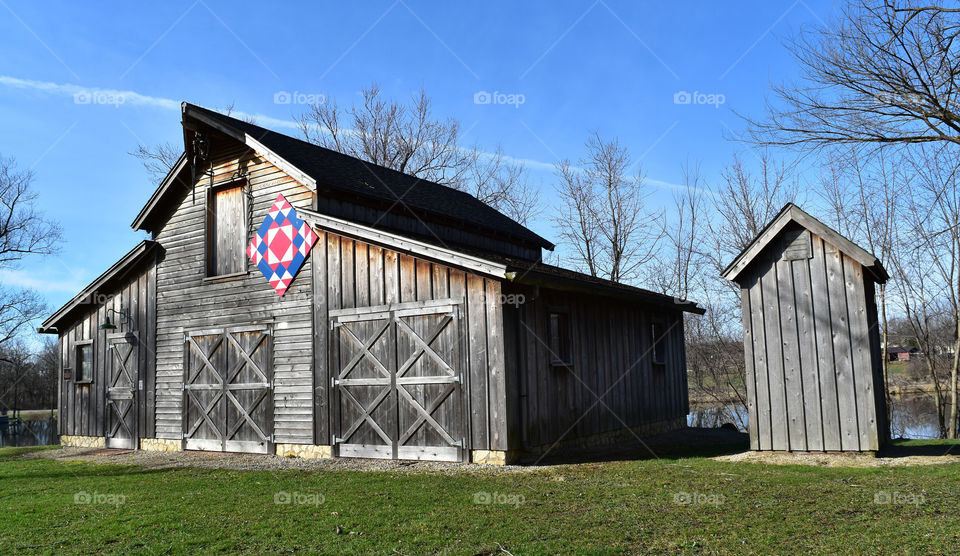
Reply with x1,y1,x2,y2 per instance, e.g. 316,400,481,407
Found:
75,341,93,383
207,182,247,276
549,311,571,367
651,322,667,366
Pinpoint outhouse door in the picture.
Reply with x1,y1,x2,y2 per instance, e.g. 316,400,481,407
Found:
105,332,138,449
330,300,466,462
182,325,273,453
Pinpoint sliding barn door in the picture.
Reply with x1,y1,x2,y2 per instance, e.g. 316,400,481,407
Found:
183,325,273,453
331,301,466,462
105,332,138,449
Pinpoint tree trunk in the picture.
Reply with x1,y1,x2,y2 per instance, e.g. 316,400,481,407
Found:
880,283,892,438
950,334,960,439
925,353,947,438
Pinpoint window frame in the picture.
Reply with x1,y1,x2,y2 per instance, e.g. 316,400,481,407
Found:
548,308,572,369
204,179,249,279
651,320,668,367
74,339,94,384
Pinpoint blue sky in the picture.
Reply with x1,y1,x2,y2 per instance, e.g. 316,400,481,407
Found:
0,0,836,332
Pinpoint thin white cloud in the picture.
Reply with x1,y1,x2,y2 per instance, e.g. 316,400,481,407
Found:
0,75,683,190
0,269,87,294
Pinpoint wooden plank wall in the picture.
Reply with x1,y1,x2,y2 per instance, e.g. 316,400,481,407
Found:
740,226,883,451
502,286,688,452
312,231,507,451
153,142,315,444
58,257,157,438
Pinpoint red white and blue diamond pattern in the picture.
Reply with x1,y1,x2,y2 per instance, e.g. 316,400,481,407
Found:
246,194,318,296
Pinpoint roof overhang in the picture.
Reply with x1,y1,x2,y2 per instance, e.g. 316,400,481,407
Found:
721,203,889,285
131,104,319,233
131,153,188,231
39,241,159,334
297,207,508,279
507,267,705,314
182,103,317,190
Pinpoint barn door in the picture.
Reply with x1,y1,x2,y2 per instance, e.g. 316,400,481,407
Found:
394,306,465,462
105,332,138,449
331,300,465,462
183,325,273,453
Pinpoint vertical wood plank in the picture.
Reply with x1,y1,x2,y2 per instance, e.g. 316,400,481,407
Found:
825,242,859,450
761,253,789,450
749,274,772,450
368,245,384,306
811,235,841,450
466,274,488,449
794,254,824,451
844,256,878,450
777,257,806,450
384,249,399,305
741,283,759,450
485,279,507,450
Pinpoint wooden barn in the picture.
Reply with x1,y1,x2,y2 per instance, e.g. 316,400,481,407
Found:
722,203,889,452
40,103,702,464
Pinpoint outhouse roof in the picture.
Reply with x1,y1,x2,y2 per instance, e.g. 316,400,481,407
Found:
721,203,889,284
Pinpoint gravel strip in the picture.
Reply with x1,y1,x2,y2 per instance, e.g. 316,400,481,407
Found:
27,447,541,476
714,450,960,467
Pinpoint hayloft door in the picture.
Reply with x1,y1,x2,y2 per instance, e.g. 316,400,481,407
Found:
105,332,138,449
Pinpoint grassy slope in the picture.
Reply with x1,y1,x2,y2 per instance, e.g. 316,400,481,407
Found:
1,443,959,554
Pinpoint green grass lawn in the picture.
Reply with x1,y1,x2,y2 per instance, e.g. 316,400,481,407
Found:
2,442,959,554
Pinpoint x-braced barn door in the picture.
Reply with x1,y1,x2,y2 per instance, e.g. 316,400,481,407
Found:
183,325,273,453
331,300,466,462
105,332,138,449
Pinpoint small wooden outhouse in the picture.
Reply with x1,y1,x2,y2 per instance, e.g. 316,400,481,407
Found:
722,203,889,452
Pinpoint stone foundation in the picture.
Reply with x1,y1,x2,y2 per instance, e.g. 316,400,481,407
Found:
275,443,332,459
140,438,181,452
60,435,105,449
471,449,512,466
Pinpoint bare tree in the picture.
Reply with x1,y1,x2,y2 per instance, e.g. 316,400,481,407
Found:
746,1,960,149
0,157,59,345
901,144,960,437
553,159,601,277
818,148,901,433
130,142,180,183
677,153,798,428
553,133,664,283
650,162,708,298
711,153,798,259
297,84,539,224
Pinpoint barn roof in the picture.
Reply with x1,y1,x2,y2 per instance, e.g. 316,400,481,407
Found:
298,206,704,313
132,103,554,253
38,240,159,333
721,203,889,284
456,250,705,314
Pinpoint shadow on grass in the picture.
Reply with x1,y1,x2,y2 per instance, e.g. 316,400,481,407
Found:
880,438,960,458
520,427,750,466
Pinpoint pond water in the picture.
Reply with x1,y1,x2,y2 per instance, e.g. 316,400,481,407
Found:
0,417,59,447
688,395,952,440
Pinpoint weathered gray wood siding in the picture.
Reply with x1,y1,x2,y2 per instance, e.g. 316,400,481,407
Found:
312,231,507,451
58,257,157,438
503,286,688,452
740,226,884,451
153,141,315,444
